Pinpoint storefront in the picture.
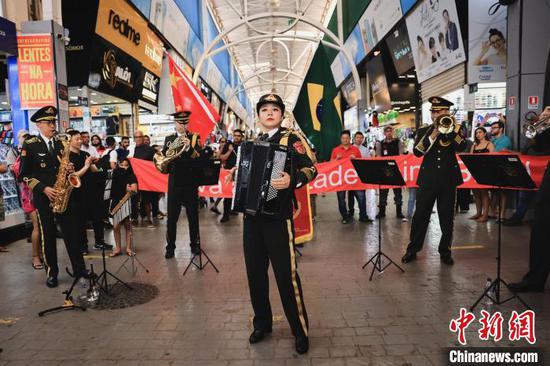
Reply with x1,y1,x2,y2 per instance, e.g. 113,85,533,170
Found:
0,16,24,235
62,0,164,138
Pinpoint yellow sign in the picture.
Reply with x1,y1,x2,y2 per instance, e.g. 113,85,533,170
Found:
95,0,163,76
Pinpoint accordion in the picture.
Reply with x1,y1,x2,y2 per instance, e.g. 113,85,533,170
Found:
231,141,288,217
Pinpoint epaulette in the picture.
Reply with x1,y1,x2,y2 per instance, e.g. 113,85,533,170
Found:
25,137,40,144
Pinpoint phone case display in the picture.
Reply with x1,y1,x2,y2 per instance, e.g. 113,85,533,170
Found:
0,143,24,230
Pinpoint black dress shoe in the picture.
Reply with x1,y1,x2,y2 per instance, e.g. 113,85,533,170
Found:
94,242,114,250
165,249,175,259
503,217,522,226
401,252,416,263
295,336,309,354
508,281,544,293
220,215,230,223
46,276,58,288
249,329,271,344
440,254,454,265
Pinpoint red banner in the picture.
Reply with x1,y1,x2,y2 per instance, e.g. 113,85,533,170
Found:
17,34,56,110
130,154,549,198
167,53,219,138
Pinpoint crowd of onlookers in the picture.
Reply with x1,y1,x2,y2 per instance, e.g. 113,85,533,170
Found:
0,117,541,259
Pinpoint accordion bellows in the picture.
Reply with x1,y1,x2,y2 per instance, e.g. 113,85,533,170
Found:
232,141,288,217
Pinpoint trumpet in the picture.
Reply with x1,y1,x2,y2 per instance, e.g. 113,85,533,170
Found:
435,114,457,135
523,111,550,139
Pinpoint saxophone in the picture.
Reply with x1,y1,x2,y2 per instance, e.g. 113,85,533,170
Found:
153,133,191,174
51,135,81,213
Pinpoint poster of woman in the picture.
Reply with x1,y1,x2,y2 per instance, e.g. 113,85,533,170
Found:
468,0,507,83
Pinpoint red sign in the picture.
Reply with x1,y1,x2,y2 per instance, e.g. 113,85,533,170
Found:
17,34,56,109
129,154,550,198
528,95,539,110
508,96,516,110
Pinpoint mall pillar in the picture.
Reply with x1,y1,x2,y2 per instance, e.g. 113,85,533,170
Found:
506,0,550,150
21,20,69,131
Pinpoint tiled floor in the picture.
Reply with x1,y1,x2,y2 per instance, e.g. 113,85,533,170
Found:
1,193,548,365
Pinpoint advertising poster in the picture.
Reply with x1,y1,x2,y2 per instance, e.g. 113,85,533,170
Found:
385,22,415,75
367,55,392,114
150,0,190,61
330,24,365,87
16,34,56,109
358,0,402,54
406,0,466,83
468,0,507,83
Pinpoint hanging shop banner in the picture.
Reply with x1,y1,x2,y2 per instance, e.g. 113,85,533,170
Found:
358,0,402,54
149,0,190,64
95,0,163,76
88,35,142,102
406,0,466,83
467,0,507,83
16,34,56,109
367,55,392,114
330,25,365,87
386,22,415,76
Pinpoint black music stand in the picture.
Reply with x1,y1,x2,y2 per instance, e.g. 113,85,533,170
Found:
460,154,535,311
352,159,406,280
38,267,94,317
180,159,221,275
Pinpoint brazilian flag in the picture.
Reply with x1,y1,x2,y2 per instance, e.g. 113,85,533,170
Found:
294,44,343,162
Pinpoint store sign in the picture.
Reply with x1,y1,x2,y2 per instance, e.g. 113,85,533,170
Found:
406,0,466,83
95,0,163,76
88,35,142,102
16,34,56,109
0,16,17,55
528,96,539,110
139,69,159,104
358,0,402,54
149,0,189,65
468,0,507,83
367,55,392,114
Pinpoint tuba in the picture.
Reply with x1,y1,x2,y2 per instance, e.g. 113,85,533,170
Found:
522,111,550,139
51,135,81,213
153,133,191,174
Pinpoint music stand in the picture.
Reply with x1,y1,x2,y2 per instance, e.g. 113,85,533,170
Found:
179,159,221,275
352,159,406,280
38,267,93,317
460,154,535,311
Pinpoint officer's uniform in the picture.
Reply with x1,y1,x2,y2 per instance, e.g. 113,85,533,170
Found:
376,134,403,217
243,94,317,346
163,111,202,256
404,97,466,262
19,106,87,284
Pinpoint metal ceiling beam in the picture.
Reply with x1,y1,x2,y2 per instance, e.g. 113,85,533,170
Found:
193,11,363,101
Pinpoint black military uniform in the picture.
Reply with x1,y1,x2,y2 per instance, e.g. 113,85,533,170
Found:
163,111,202,258
376,129,404,218
19,106,87,287
402,97,466,265
243,94,317,354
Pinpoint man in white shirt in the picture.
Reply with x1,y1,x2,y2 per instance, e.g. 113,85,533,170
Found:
80,131,99,158
348,131,373,222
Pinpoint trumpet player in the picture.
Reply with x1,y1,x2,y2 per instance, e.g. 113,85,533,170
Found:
162,111,202,259
19,107,90,288
402,97,466,266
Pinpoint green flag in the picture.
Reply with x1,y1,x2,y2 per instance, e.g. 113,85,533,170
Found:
294,45,343,162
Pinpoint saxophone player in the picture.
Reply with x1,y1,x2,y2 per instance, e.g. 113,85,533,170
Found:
162,111,202,259
19,106,89,288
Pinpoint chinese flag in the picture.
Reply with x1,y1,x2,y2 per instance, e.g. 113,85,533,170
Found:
167,54,220,138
